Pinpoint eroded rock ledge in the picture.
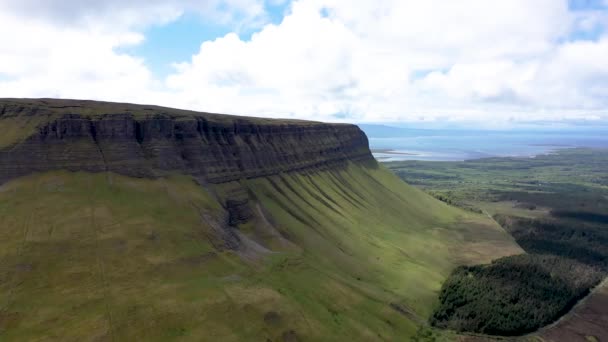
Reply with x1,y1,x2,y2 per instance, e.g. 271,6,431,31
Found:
0,99,374,184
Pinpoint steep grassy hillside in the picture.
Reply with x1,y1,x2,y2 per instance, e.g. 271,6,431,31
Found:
0,163,521,341
0,99,523,340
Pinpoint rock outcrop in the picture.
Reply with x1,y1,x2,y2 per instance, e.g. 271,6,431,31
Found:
0,99,375,185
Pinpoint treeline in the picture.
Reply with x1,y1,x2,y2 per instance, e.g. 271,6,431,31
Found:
551,210,608,225
493,182,608,216
427,190,482,213
494,214,608,269
430,254,604,335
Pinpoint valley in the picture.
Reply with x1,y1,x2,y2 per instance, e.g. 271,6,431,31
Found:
386,149,608,340
4,1,608,341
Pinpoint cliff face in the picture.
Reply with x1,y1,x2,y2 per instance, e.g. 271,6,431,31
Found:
0,99,374,184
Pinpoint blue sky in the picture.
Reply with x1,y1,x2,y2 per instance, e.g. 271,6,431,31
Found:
132,0,608,80
121,14,232,78
0,0,607,127
569,0,608,10
125,1,292,78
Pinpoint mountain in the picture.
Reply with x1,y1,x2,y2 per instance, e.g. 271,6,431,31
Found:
0,99,521,341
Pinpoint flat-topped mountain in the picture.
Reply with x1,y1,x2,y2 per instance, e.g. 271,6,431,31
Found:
0,98,372,184
0,99,522,341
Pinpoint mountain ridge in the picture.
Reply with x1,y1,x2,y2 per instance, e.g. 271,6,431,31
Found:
0,98,523,340
0,98,373,185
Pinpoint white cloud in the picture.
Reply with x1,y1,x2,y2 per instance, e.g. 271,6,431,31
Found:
0,0,269,103
1,0,608,125
0,10,154,100
0,0,266,30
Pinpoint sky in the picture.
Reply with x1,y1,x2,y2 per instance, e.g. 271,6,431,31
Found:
1,0,608,128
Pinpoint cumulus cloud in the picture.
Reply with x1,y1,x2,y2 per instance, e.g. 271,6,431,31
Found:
1,0,607,125
163,0,608,122
0,0,269,103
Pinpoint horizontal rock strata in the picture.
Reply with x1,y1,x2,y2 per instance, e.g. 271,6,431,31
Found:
0,99,375,185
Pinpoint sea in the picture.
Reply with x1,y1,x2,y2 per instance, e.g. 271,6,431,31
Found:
365,129,608,162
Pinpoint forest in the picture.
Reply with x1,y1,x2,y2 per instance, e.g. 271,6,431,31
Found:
430,254,603,335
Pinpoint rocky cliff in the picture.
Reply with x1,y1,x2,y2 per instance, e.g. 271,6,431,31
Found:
0,99,374,185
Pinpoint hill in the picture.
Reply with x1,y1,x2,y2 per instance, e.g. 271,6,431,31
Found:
0,99,522,340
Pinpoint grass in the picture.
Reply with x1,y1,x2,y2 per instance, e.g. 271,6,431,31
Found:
244,164,521,317
0,115,55,149
0,163,521,340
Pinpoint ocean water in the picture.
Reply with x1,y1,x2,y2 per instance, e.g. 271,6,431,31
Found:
368,131,608,162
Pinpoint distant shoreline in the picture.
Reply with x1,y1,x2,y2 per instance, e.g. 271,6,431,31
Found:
366,130,608,162
375,147,591,163
371,149,417,155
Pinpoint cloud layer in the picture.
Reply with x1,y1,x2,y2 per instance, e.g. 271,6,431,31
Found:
1,0,607,125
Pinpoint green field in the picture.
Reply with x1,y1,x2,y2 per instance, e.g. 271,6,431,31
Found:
0,163,521,340
386,148,608,217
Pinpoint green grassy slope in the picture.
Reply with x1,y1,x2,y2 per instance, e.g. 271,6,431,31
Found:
0,164,521,341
